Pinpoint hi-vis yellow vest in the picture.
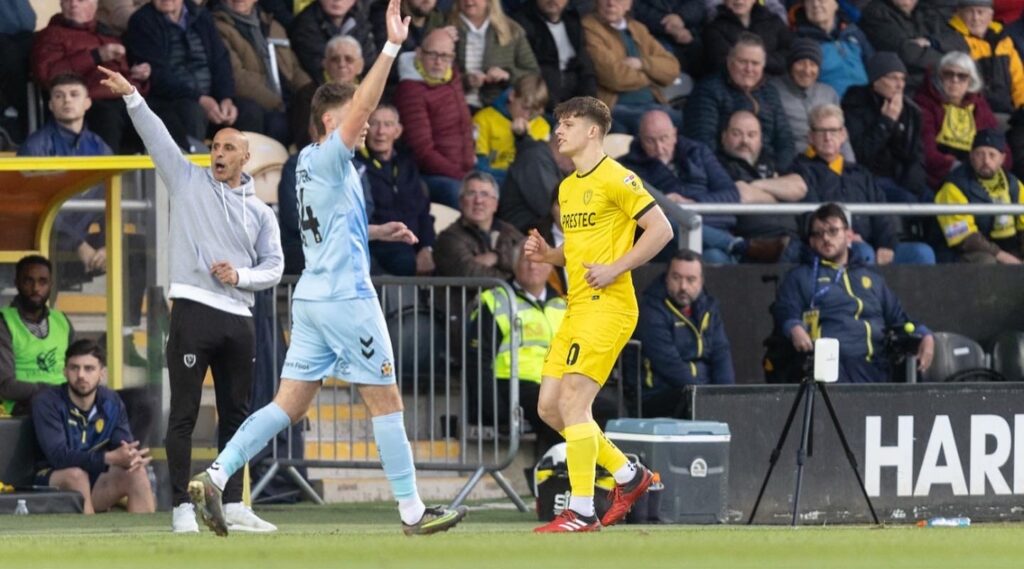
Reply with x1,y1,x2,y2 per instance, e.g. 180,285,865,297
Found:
0,307,70,414
479,289,566,383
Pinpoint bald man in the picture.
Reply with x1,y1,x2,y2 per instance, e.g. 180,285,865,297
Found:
100,67,283,533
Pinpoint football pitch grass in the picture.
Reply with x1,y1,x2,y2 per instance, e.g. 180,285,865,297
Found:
1,502,1021,569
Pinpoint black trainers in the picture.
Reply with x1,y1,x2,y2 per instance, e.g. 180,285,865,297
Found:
188,471,228,537
402,505,469,536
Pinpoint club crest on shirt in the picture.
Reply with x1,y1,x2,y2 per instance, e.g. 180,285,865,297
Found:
623,173,644,193
583,190,592,204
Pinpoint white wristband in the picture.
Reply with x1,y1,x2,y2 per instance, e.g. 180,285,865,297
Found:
382,41,401,58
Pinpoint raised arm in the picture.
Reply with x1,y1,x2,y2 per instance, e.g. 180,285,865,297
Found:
338,0,410,149
98,66,194,194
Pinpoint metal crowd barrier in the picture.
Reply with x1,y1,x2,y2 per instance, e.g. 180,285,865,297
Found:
670,201,1024,254
254,275,527,511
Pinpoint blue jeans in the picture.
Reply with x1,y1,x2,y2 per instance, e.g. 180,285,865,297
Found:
702,225,740,264
611,103,683,135
422,175,461,209
850,241,936,265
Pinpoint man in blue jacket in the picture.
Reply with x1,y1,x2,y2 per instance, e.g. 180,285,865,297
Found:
32,340,155,515
636,249,734,417
621,109,744,264
773,203,935,383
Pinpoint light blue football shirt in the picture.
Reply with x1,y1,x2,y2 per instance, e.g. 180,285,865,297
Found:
292,130,375,301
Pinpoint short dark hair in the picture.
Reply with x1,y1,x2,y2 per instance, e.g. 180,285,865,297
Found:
554,96,612,136
66,339,106,367
15,255,51,282
808,203,850,232
310,82,357,138
671,248,704,271
49,73,88,92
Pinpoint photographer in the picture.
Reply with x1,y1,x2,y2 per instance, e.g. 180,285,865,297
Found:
772,203,934,383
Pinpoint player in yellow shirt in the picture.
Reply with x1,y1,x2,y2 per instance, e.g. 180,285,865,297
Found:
525,97,673,533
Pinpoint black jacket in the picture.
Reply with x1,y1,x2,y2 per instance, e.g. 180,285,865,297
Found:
511,2,596,111
632,0,707,51
859,0,947,88
289,1,374,84
684,74,796,170
702,4,792,76
792,154,901,250
620,134,739,230
841,85,928,197
356,147,436,250
717,150,799,239
125,0,234,101
498,137,562,233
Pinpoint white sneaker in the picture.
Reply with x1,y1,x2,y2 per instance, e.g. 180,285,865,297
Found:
172,503,200,533
224,502,278,533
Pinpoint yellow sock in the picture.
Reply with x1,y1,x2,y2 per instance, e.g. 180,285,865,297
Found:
595,423,629,475
563,422,599,499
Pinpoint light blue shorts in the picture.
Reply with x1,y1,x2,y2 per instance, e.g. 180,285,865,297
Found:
282,297,396,385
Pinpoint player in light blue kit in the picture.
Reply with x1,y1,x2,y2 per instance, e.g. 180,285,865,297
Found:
185,0,467,537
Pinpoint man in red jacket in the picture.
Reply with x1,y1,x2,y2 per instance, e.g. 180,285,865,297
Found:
394,29,475,209
31,0,150,153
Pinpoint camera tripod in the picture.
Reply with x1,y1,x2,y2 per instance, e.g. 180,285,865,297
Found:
746,375,880,526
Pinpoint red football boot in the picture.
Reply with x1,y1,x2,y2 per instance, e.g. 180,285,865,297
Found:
601,465,654,527
534,509,602,533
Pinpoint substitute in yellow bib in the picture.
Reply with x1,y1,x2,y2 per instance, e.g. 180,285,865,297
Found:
525,96,673,533
935,129,1024,264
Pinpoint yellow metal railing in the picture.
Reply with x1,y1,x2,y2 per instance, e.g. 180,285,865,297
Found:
0,155,211,387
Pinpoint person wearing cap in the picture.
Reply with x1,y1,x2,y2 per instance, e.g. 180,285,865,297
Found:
945,0,1024,114
792,103,936,265
792,0,874,98
770,38,853,161
860,0,951,91
701,0,792,76
935,128,1024,263
841,52,928,203
685,32,795,169
915,51,1005,190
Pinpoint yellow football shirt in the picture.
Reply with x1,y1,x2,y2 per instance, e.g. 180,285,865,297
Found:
559,156,655,315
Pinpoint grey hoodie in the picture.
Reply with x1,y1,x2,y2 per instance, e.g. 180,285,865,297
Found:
124,90,283,315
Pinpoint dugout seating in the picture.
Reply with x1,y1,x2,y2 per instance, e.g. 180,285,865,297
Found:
0,417,84,514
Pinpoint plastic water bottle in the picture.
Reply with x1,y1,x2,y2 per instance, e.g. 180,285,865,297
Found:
917,516,970,527
13,499,28,515
147,465,158,497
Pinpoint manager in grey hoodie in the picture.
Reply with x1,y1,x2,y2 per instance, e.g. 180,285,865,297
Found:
99,66,283,533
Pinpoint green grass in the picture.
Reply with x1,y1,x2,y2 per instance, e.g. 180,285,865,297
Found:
1,502,1021,569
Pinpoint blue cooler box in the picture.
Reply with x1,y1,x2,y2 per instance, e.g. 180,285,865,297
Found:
606,418,730,524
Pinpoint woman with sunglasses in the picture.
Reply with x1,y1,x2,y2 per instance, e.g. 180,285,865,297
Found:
915,51,1005,189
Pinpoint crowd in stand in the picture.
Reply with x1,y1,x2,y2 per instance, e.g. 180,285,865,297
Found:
1,0,1022,269
0,0,1023,429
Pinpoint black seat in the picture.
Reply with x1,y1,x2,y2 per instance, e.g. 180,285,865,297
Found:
991,331,1024,382
920,332,1002,383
